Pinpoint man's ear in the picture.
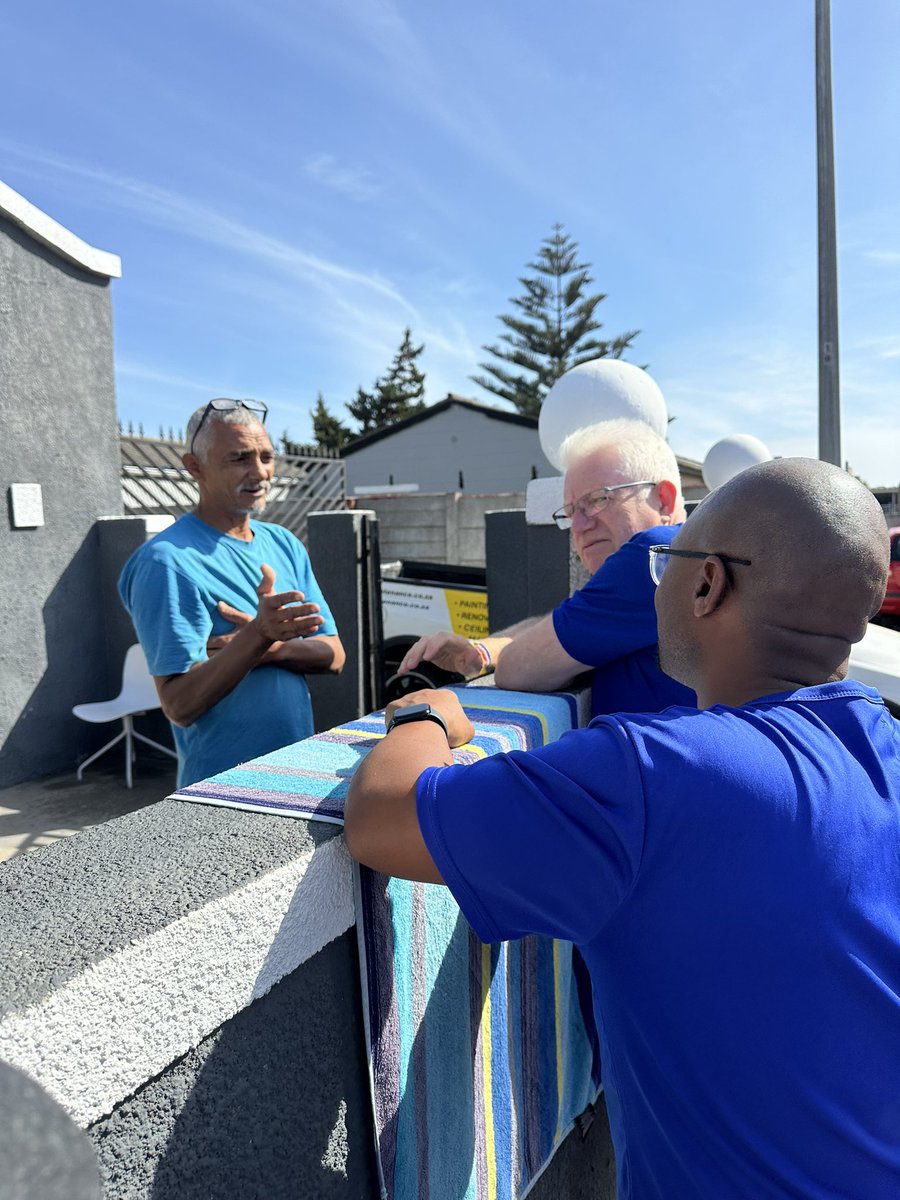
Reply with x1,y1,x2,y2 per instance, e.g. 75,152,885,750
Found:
657,480,677,518
693,558,729,616
182,452,202,482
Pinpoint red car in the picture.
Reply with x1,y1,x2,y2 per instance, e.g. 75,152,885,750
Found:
880,528,900,620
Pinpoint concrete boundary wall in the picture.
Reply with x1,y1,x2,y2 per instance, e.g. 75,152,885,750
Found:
0,771,615,1198
359,492,525,567
0,800,377,1197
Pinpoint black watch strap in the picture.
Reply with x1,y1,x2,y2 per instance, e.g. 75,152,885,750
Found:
385,703,450,741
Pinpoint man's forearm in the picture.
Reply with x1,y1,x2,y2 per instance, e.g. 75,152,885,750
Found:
493,613,588,691
270,635,346,675
491,615,542,639
156,622,275,727
344,724,451,882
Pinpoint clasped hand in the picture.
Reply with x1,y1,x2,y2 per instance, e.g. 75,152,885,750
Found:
206,563,324,655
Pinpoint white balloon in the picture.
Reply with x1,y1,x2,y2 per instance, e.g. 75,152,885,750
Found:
702,435,773,491
538,360,669,470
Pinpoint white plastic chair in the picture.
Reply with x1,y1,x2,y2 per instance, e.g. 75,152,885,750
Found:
73,644,177,788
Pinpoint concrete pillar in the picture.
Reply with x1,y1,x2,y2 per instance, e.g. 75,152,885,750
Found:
306,510,383,730
485,510,571,630
95,515,175,750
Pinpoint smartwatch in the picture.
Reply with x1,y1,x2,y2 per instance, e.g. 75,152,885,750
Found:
385,702,450,741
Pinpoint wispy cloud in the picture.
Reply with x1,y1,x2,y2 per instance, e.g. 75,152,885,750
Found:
843,333,900,362
218,0,547,200
663,326,900,486
116,360,221,393
304,153,380,202
863,249,900,266
0,141,417,315
664,338,818,463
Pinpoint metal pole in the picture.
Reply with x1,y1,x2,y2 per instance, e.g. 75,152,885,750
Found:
816,0,842,466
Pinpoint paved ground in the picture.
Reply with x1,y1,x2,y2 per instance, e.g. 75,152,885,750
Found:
0,752,178,862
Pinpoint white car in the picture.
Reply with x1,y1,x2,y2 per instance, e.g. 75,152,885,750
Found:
847,622,900,715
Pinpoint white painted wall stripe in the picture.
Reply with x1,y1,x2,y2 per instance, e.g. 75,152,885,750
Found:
0,836,355,1126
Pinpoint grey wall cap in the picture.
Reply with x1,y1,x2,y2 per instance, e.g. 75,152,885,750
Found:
0,179,122,279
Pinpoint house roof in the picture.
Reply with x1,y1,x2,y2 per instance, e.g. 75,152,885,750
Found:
340,395,538,455
340,394,705,478
0,179,122,279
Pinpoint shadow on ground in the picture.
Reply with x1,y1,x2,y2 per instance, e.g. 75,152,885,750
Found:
0,752,177,861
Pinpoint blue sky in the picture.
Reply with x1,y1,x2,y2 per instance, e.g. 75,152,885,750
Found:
3,0,899,483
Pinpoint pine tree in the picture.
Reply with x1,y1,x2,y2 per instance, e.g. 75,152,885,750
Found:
346,328,426,433
472,224,639,417
378,327,426,420
311,393,351,451
345,384,392,435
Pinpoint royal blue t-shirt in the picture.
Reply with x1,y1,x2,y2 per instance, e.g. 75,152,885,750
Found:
118,514,337,787
553,525,695,716
417,682,900,1199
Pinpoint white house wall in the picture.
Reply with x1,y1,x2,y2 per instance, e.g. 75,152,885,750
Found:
345,406,555,495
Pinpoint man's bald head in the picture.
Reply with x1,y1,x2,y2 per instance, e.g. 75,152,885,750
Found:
694,458,888,640
656,458,889,705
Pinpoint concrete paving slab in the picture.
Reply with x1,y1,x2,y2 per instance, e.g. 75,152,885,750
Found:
0,754,177,862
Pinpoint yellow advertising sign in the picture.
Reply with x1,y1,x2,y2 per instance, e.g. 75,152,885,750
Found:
445,588,489,638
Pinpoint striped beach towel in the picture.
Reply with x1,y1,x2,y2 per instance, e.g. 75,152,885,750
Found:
173,687,598,1199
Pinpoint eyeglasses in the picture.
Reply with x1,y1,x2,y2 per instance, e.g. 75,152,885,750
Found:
189,398,268,455
551,481,657,530
648,545,752,586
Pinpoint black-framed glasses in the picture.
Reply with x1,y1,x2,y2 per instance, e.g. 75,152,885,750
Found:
551,481,657,530
649,544,752,586
189,398,268,455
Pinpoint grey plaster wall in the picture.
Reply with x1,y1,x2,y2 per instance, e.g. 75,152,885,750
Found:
0,789,616,1198
0,213,121,786
345,406,554,495
88,933,379,1200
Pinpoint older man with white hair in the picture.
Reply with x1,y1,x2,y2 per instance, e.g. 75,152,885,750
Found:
400,418,694,717
119,398,345,787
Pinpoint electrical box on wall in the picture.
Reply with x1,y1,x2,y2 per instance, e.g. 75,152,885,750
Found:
9,484,45,528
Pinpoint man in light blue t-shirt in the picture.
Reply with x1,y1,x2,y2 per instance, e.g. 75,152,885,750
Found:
119,400,345,787
345,458,900,1199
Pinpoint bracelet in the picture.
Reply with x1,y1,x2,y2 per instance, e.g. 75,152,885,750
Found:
470,640,494,677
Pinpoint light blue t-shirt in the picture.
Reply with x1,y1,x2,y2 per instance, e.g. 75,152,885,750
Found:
118,514,337,787
418,682,900,1199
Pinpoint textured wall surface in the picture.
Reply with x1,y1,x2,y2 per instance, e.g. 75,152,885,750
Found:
0,787,617,1198
0,213,121,785
89,935,379,1200
362,491,526,567
0,799,373,1198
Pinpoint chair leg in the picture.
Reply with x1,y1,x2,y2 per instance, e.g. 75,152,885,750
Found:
124,715,134,790
131,730,179,761
77,727,127,781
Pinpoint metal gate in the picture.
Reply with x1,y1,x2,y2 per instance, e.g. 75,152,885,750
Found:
120,434,346,541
